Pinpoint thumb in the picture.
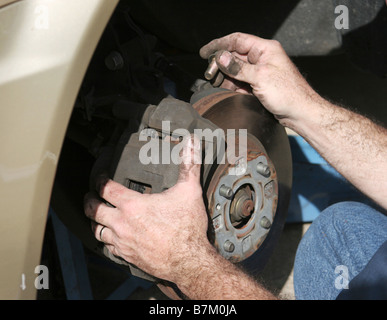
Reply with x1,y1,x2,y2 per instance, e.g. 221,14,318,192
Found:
177,134,202,185
215,50,257,86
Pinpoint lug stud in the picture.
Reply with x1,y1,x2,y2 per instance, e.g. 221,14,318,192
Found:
223,240,235,253
219,185,233,199
256,162,271,177
260,216,272,229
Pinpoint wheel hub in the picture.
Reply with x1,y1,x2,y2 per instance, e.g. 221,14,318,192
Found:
203,131,278,262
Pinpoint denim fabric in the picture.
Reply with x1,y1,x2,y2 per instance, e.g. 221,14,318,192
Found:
293,202,387,300
336,240,387,299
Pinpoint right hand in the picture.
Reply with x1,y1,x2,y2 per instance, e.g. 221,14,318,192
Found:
83,135,212,286
200,32,320,126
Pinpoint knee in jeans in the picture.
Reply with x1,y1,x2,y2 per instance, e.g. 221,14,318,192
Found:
314,201,371,233
298,201,371,251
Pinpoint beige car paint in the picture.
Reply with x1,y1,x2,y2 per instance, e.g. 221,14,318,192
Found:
0,0,118,299
0,0,21,9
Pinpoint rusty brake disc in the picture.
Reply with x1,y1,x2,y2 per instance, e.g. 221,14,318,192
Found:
191,89,292,272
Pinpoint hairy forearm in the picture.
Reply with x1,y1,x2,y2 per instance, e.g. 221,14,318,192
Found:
174,244,277,300
285,94,387,210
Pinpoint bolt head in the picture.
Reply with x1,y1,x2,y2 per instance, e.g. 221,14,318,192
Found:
223,240,235,253
256,162,271,177
260,216,272,229
219,184,233,199
105,51,124,71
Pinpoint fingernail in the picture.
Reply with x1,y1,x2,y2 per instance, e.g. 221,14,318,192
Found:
218,51,232,68
217,51,241,76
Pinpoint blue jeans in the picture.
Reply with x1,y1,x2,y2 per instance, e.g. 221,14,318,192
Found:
293,201,387,300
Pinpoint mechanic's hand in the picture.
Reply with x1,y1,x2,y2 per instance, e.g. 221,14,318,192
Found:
200,32,320,126
83,135,211,284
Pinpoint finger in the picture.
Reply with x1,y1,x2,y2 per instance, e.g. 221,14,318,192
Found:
220,77,253,94
233,51,250,63
84,192,117,227
92,222,114,244
177,134,202,184
200,32,267,59
235,87,253,95
220,77,239,91
215,50,258,87
97,176,139,208
104,244,119,257
102,244,129,265
211,71,224,87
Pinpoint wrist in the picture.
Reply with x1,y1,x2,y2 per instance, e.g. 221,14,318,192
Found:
170,241,218,292
171,241,277,300
279,90,329,134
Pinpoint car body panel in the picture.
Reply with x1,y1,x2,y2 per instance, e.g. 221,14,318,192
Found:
0,0,118,299
0,0,21,9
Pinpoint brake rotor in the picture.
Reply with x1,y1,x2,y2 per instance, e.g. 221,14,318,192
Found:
191,89,292,271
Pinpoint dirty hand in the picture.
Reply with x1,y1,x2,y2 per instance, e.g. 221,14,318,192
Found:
200,32,319,126
83,136,211,284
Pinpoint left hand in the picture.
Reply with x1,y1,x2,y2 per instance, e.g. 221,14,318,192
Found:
200,32,318,126
83,136,212,284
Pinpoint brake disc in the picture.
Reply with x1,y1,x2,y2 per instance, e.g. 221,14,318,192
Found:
191,89,292,271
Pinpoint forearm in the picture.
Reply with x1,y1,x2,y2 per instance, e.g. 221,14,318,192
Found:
285,94,387,210
174,244,277,300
